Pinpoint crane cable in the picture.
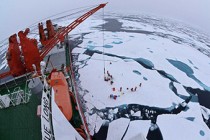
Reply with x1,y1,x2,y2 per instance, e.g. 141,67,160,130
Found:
102,7,106,77
0,4,98,44
51,6,96,22
29,6,96,35
28,4,98,29
1,3,106,43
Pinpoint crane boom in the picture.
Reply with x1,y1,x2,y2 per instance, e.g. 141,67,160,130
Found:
40,3,107,59
0,3,107,80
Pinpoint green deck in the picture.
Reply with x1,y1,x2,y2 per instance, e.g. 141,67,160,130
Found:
0,69,41,140
0,94,41,140
0,42,84,140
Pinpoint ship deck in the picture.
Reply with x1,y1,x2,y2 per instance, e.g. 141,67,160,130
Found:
0,44,84,140
0,48,66,140
0,73,42,140
0,94,41,140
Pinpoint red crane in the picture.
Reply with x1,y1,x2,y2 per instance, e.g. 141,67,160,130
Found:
0,3,107,79
40,3,107,59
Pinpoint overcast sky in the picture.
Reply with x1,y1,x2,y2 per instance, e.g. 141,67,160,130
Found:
1,0,210,41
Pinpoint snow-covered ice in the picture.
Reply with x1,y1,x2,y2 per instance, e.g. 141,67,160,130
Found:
157,115,210,140
71,14,210,139
0,12,210,140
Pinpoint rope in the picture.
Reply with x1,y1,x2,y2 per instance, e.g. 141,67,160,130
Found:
28,6,95,34
28,4,98,29
45,4,97,22
102,7,106,76
0,4,98,44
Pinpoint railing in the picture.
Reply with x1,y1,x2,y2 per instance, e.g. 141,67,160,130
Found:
65,42,92,140
0,75,32,109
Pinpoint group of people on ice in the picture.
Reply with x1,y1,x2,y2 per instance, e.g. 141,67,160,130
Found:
104,69,142,100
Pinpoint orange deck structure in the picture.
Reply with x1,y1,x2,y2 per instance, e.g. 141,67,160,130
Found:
0,3,107,80
50,71,73,121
